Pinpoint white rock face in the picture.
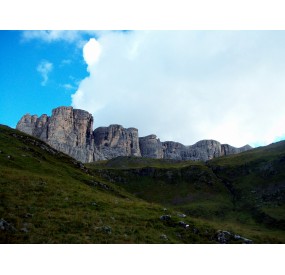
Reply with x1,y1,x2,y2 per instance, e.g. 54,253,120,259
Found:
16,106,252,163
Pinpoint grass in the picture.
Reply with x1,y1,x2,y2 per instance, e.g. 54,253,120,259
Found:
0,125,224,243
86,141,285,243
1,124,284,243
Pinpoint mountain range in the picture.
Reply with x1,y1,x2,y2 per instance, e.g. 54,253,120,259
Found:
16,106,252,163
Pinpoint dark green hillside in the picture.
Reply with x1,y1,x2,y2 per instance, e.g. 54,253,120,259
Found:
0,125,233,244
87,142,285,243
208,141,285,227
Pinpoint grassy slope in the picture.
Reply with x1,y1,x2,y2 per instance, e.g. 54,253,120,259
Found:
87,143,285,243
208,141,285,227
1,125,229,244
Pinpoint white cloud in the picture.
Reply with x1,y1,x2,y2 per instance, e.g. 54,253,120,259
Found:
37,60,53,86
21,30,106,48
71,31,285,147
83,38,102,69
22,30,82,43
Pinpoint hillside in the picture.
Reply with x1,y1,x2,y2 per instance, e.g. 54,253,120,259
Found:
0,125,239,243
1,125,284,243
87,142,285,243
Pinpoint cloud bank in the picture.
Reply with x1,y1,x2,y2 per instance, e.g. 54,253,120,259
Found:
71,31,285,147
37,60,53,86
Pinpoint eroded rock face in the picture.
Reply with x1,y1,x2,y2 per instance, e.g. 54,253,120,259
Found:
93,125,141,160
16,106,252,163
221,144,252,156
158,139,252,161
188,140,223,161
162,141,186,160
16,114,38,135
139,135,164,159
16,106,95,163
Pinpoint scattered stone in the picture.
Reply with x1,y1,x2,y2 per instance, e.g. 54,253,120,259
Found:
178,221,189,229
0,219,17,232
242,238,253,244
160,234,168,240
160,215,171,221
216,230,231,244
216,230,253,244
177,213,187,218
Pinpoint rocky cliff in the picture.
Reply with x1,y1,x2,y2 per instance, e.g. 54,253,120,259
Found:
17,106,95,163
16,106,252,163
94,125,141,160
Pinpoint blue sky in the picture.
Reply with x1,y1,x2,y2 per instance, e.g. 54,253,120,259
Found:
0,31,91,127
1,30,285,147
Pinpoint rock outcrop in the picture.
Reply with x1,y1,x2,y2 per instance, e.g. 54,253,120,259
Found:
138,138,252,161
94,125,141,160
139,135,164,159
17,107,95,163
16,106,252,163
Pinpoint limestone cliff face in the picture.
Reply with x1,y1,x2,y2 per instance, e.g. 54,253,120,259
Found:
16,106,252,163
46,107,95,163
158,140,222,161
140,138,252,161
93,125,141,160
139,135,164,159
16,114,39,135
16,107,95,163
221,144,252,156
189,140,222,161
162,141,186,160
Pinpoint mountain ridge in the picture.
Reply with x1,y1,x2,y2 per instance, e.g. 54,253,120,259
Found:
16,106,252,163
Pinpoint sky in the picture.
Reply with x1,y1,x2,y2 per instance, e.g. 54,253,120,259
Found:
1,30,285,148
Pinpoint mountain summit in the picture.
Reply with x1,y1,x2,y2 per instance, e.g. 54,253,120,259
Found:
16,106,252,163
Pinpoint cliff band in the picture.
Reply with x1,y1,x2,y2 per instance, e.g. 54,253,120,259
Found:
16,106,252,163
